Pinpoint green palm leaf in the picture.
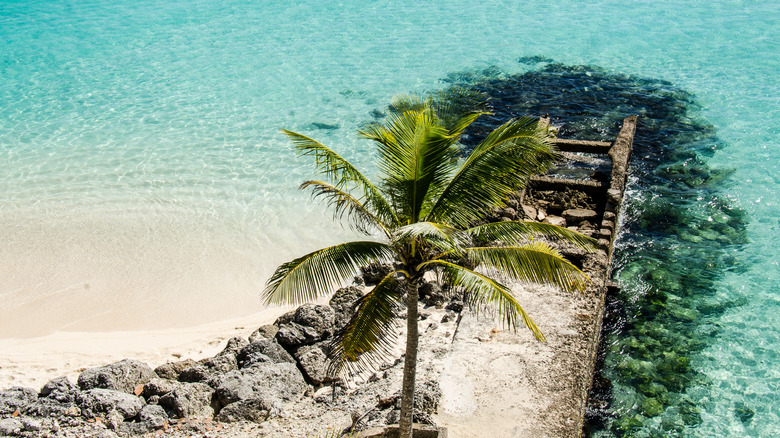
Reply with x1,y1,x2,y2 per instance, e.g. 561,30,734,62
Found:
300,180,391,238
465,242,589,292
328,271,404,376
428,117,558,227
393,221,469,255
419,259,545,341
365,109,459,223
282,130,398,227
466,220,597,250
262,241,396,305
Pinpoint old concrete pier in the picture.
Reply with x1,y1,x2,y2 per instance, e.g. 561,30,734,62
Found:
436,116,637,437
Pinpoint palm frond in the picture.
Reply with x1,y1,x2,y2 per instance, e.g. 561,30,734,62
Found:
367,109,460,223
466,221,597,250
465,242,589,292
328,271,404,376
427,117,558,227
262,241,396,305
282,130,399,227
419,259,544,341
300,180,391,238
393,221,469,255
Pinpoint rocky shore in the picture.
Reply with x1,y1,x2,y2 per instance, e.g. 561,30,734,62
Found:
0,269,457,438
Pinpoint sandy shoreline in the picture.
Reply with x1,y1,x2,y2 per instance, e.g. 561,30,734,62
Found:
0,307,291,391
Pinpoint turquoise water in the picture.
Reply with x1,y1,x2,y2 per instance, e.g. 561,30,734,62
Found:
1,0,777,435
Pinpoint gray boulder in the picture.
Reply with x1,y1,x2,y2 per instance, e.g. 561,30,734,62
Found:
178,354,238,383
158,382,215,419
216,337,249,358
360,263,392,285
273,310,296,327
0,386,37,414
215,398,280,423
142,378,177,399
154,359,198,380
77,388,145,420
22,397,75,417
419,281,446,307
237,340,295,368
275,322,320,347
203,353,239,373
0,418,23,436
294,344,335,386
248,325,279,343
214,363,306,408
78,359,155,394
178,365,212,383
39,376,78,403
294,304,335,338
329,286,363,330
138,404,168,430
275,304,336,348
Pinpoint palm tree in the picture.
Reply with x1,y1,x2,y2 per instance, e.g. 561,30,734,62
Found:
263,90,594,438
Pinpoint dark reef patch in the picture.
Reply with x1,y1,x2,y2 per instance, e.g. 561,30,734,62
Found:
433,62,747,436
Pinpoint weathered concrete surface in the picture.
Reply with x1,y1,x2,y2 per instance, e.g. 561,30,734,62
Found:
436,116,637,437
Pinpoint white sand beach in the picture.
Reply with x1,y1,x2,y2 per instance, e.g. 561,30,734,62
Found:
0,307,290,391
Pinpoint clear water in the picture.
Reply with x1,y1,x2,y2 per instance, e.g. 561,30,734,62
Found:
1,0,777,435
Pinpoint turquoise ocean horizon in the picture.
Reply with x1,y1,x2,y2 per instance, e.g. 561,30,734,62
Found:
1,1,777,436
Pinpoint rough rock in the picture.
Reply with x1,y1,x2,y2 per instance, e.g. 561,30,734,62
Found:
0,386,37,414
158,382,215,419
360,263,392,285
522,204,538,220
0,418,23,436
445,300,464,313
215,398,279,423
248,325,279,343
273,310,296,327
562,208,598,225
214,363,306,407
78,359,155,394
217,336,250,358
22,397,75,417
203,354,239,374
39,376,79,403
419,281,447,307
275,322,321,347
177,365,213,383
293,304,336,339
77,388,145,420
138,404,168,430
500,207,517,219
105,409,124,430
329,286,364,330
414,380,442,415
294,344,335,386
542,215,567,227
141,378,177,399
179,354,238,383
237,340,295,368
154,359,198,380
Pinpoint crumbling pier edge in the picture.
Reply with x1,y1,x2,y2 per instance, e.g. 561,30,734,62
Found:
546,115,637,435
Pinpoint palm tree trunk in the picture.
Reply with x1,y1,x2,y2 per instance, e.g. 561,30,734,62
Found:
399,279,420,438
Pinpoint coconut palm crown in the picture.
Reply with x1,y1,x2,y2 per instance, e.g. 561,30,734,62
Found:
263,89,595,438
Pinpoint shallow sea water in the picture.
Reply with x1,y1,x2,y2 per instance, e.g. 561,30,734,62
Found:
1,0,777,436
